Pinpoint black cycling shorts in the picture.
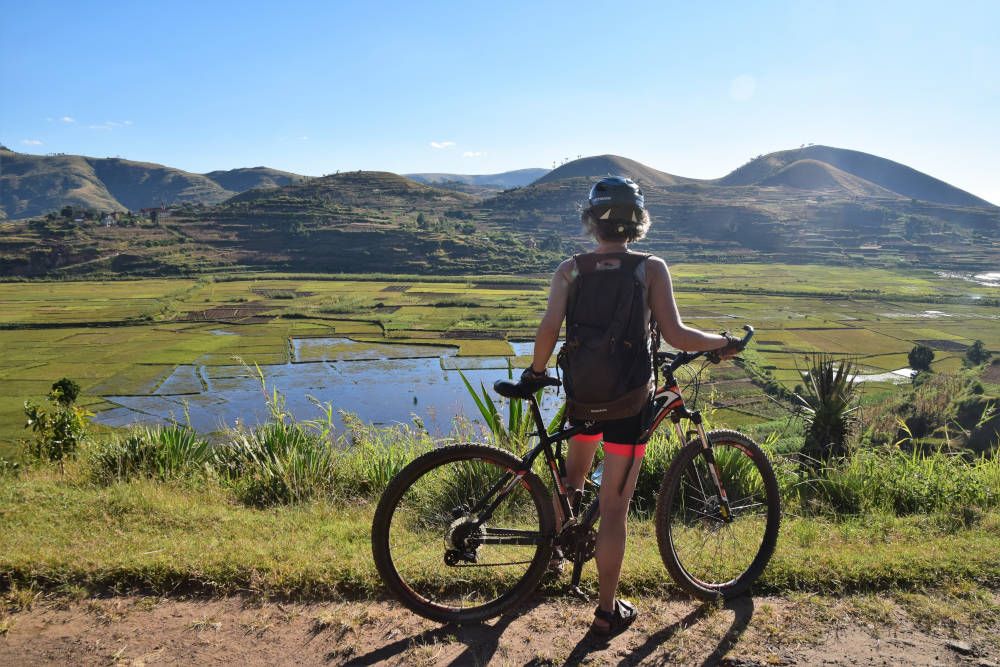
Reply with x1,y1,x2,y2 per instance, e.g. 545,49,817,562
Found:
568,399,652,446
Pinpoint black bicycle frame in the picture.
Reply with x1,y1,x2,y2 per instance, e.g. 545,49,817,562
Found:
465,327,754,551
468,345,754,547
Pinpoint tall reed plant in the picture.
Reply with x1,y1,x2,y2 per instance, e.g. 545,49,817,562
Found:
333,411,433,498
210,362,337,506
775,447,1000,519
458,363,552,452
88,423,211,484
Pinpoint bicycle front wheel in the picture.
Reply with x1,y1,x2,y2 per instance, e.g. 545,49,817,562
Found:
371,443,556,623
655,429,780,600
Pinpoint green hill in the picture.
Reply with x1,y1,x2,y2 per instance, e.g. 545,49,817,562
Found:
203,166,308,193
87,157,233,211
0,149,309,220
2,146,997,277
718,145,992,207
479,149,999,268
0,149,123,218
533,154,697,188
224,170,471,210
406,168,548,189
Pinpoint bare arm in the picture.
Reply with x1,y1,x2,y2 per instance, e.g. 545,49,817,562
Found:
647,257,731,353
530,258,575,372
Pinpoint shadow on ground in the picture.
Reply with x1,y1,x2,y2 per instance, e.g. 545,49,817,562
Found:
343,599,539,666
344,596,755,666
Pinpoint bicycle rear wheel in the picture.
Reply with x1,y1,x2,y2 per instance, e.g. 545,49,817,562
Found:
655,429,780,600
371,443,555,623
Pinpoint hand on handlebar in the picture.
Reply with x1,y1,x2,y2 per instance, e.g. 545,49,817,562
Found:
517,366,561,391
707,325,754,364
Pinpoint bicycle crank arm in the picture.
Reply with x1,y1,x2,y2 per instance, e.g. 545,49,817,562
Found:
570,558,584,588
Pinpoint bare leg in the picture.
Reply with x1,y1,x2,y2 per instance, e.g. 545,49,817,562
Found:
554,434,601,523
593,447,645,627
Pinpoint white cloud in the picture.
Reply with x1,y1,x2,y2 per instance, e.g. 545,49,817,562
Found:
21,139,43,146
60,116,75,123
430,141,456,149
89,120,132,130
462,151,486,158
729,75,756,102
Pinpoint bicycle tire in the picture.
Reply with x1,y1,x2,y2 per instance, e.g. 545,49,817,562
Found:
371,443,556,623
655,429,780,600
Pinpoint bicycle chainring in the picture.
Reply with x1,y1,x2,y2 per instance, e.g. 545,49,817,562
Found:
559,523,597,562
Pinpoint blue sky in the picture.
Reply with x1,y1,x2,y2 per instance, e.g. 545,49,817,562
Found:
3,1,998,203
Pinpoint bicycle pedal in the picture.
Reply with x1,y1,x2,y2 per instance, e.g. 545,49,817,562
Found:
570,585,590,602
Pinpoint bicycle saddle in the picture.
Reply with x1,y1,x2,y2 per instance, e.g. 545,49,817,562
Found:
494,376,560,399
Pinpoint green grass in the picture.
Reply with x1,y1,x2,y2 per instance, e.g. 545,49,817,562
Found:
2,470,999,600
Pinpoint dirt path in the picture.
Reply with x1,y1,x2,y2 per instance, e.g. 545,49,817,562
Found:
1,593,997,666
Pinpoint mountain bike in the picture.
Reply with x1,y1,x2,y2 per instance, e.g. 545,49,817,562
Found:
371,325,780,624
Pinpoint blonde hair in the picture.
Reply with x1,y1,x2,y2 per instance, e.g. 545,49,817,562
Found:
581,207,651,243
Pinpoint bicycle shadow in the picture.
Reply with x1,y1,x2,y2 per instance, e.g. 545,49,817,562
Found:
342,599,535,666
561,596,755,667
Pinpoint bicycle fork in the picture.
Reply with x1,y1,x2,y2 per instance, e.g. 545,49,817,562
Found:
675,412,733,522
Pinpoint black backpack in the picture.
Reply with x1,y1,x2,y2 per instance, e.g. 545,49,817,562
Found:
557,252,653,421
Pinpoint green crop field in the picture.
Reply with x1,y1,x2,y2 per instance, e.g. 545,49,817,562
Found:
1,264,998,458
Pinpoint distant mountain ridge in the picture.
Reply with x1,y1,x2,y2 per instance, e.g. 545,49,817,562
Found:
3,144,993,221
533,154,698,188
717,146,991,207
0,148,307,219
3,144,997,277
406,168,547,189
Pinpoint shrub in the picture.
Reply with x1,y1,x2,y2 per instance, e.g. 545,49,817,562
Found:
88,424,211,483
796,355,859,462
778,448,1000,519
965,340,991,367
908,345,934,372
22,378,90,470
213,417,335,507
333,413,432,499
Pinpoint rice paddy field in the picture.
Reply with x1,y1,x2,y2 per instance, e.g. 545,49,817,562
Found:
1,264,998,459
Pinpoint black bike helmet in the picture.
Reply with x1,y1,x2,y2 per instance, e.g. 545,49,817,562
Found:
587,176,644,212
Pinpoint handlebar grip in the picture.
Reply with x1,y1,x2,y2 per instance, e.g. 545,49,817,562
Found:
739,324,754,348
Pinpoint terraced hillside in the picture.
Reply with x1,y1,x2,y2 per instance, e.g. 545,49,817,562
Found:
479,147,1000,269
2,145,997,277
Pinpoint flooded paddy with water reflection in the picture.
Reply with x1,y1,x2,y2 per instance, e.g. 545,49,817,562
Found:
93,338,561,437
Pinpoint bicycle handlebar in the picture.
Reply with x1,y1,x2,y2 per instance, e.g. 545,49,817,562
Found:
497,325,753,400
656,325,754,372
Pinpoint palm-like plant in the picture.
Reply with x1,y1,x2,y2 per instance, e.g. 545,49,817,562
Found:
458,363,563,452
795,355,859,463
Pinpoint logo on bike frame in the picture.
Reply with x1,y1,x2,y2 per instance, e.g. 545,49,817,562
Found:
654,385,684,411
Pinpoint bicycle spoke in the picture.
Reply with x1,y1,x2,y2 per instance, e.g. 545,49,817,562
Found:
664,438,776,591
383,451,547,613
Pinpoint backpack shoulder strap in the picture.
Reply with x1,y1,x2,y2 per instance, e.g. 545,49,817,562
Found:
574,252,650,275
618,252,652,272
573,252,600,275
